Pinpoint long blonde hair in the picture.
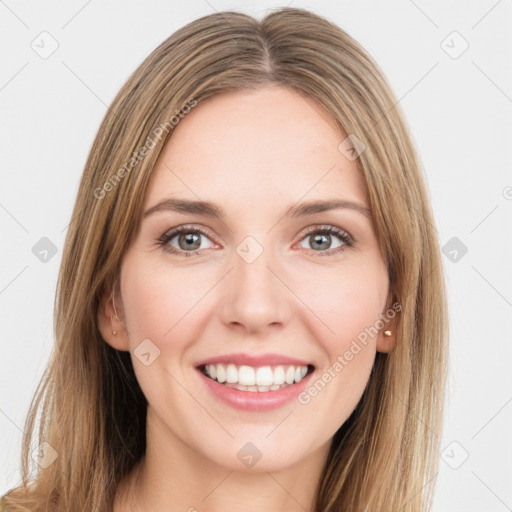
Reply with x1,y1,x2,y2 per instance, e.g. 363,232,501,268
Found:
2,7,448,511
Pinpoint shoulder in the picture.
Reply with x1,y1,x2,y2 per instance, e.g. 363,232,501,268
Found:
0,489,19,511
0,493,7,510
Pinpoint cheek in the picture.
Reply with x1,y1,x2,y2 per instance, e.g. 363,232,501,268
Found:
292,267,386,426
295,262,388,350
119,259,206,406
121,256,205,341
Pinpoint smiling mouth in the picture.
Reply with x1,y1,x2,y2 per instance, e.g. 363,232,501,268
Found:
198,363,315,392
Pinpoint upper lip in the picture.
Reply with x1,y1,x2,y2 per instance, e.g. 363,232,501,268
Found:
195,353,314,368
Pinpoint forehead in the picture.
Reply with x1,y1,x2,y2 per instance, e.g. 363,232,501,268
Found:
146,86,368,210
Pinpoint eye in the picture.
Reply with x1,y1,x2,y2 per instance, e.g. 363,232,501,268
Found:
157,224,354,258
297,225,353,255
158,225,215,257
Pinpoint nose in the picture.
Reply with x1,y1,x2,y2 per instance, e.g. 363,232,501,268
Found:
218,239,291,335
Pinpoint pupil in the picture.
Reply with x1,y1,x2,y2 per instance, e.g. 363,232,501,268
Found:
179,232,200,250
312,233,330,250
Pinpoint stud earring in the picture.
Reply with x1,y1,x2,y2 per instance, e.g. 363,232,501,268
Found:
383,330,392,337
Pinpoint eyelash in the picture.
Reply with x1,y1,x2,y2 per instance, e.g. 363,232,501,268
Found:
157,224,354,258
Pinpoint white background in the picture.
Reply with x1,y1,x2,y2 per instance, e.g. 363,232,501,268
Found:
1,1,511,510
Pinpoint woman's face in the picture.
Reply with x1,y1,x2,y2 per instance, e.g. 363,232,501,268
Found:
103,86,396,472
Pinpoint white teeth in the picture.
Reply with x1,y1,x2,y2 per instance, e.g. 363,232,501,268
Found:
273,366,285,385
238,365,256,386
208,364,217,380
285,366,295,384
225,383,288,392
226,364,238,383
216,364,226,383
256,366,274,386
203,363,311,389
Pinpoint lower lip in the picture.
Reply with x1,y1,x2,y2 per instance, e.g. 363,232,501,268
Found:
197,368,314,412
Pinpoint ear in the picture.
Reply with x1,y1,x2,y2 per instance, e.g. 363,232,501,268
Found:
376,294,400,354
97,282,130,351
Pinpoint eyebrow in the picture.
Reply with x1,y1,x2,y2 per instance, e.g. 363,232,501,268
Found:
143,197,371,220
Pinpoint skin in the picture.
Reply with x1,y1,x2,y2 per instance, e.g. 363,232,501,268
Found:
98,85,397,512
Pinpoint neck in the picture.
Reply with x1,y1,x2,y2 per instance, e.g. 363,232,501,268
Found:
114,408,330,512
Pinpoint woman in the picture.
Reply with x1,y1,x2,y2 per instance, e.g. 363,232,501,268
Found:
1,7,448,511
